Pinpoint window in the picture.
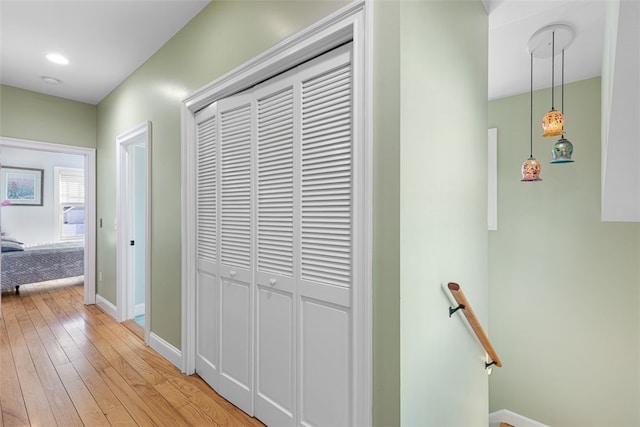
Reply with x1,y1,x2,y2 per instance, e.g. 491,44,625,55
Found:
55,167,85,241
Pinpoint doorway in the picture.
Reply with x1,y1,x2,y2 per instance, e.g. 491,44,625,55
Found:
116,122,151,342
0,137,97,316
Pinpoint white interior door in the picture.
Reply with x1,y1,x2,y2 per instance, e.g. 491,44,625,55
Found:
253,69,297,427
194,103,220,388
296,45,353,427
125,143,147,321
217,92,255,415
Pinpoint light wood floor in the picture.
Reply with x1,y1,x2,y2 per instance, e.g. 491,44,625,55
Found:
0,280,265,427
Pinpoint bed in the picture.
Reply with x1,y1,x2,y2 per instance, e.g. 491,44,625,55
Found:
1,239,84,293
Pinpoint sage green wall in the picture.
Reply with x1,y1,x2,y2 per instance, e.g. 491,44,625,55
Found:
0,85,96,148
488,77,640,426
372,1,401,425
95,0,347,351
97,1,491,424
399,1,489,424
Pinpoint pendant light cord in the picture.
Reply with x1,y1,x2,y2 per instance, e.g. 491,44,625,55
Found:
530,51,534,158
551,30,555,110
561,48,565,115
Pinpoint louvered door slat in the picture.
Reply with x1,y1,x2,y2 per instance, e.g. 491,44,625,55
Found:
257,86,294,277
300,62,352,289
220,103,252,270
196,115,218,263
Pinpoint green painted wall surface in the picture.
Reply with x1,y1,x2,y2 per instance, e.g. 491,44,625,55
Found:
0,85,96,148
95,0,347,351
488,77,640,426
372,1,401,425
399,1,489,424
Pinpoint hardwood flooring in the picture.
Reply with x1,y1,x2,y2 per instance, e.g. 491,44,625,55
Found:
0,280,264,427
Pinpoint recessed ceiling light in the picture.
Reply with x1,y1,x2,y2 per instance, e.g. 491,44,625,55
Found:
46,53,69,65
42,76,61,85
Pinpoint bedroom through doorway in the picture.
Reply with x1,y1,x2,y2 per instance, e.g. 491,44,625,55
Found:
0,137,96,316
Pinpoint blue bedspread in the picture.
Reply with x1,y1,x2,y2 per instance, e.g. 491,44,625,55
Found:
1,241,84,290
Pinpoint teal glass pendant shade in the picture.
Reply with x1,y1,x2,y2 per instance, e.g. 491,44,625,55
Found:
551,136,574,163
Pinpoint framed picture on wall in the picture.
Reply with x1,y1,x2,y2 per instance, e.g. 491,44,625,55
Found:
1,166,44,206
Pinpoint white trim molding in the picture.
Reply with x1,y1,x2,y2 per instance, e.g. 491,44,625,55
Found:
181,1,372,425
149,332,183,370
96,293,118,320
115,122,151,347
488,128,498,231
0,137,97,305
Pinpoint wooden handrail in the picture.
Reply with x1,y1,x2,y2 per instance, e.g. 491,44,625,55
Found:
447,282,502,368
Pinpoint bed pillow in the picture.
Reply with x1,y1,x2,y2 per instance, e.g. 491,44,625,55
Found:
1,240,25,252
1,236,24,244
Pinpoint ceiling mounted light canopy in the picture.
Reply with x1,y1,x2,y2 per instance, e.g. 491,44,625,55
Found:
41,76,61,85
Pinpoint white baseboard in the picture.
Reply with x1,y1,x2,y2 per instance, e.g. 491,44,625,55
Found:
149,332,182,370
95,294,117,320
489,409,549,427
134,303,145,317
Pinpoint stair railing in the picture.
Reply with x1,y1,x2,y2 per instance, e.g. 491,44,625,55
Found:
447,282,502,369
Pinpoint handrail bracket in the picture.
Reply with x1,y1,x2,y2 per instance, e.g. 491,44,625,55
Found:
449,304,466,317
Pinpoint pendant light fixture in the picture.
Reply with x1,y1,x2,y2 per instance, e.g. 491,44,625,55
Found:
541,30,564,137
527,24,575,170
522,52,542,182
551,48,575,163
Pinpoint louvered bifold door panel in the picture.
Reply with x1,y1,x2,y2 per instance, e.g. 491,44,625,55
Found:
253,71,297,427
297,44,353,427
194,103,220,388
217,93,254,416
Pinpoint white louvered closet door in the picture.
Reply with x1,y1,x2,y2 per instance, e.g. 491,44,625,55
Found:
217,93,255,415
296,44,353,427
194,42,356,426
194,103,220,389
253,70,297,427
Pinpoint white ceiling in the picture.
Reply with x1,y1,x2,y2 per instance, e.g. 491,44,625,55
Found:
0,0,606,105
0,0,210,105
487,0,605,100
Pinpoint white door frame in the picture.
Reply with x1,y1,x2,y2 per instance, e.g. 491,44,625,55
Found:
116,122,151,342
181,2,372,425
0,137,97,306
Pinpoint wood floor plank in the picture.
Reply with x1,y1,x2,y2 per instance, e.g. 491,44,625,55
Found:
55,362,110,426
1,295,58,426
62,343,138,425
14,302,83,427
0,310,30,426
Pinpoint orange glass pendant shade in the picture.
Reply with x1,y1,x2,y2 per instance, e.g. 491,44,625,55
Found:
521,157,542,182
542,108,565,137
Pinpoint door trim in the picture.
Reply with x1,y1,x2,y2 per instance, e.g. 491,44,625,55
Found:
181,2,372,425
116,122,151,343
0,137,97,306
